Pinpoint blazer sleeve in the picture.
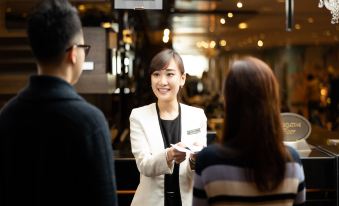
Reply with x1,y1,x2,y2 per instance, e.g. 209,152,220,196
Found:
130,109,174,177
185,108,208,175
200,109,208,147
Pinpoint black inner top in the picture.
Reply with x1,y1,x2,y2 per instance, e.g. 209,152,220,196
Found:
157,103,182,206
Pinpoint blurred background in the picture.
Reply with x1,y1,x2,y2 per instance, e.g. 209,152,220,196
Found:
0,0,338,153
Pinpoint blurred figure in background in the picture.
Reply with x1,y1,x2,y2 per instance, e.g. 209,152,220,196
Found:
306,73,322,126
0,1,117,205
181,74,205,107
193,56,305,206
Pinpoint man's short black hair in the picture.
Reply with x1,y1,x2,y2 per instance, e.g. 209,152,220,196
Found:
27,0,82,65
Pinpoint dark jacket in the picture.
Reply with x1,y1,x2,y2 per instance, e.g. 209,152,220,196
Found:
0,75,117,206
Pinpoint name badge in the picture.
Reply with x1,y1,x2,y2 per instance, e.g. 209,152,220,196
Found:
187,128,200,135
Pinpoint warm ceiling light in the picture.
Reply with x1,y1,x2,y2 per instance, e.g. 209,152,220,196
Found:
78,4,86,12
202,41,209,49
295,24,301,30
162,36,169,43
210,41,216,48
238,22,248,29
219,40,227,46
277,0,285,3
237,2,243,8
164,28,170,36
227,12,234,18
198,41,209,49
321,88,327,96
257,40,264,47
220,18,226,24
101,22,112,29
307,17,314,23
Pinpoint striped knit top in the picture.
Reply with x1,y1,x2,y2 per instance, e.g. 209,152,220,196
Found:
193,144,305,206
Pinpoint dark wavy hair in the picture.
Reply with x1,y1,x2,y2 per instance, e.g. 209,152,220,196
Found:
222,56,290,191
27,0,82,65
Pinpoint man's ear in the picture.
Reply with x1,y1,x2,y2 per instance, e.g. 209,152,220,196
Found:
67,46,77,64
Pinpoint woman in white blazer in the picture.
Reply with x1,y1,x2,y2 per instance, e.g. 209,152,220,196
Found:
129,49,207,206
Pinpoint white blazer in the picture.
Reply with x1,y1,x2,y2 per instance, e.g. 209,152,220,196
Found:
129,103,207,206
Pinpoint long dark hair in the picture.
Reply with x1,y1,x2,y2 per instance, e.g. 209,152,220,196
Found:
222,56,289,191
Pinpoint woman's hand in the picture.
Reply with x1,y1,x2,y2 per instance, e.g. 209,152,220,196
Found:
189,153,197,162
190,141,204,161
167,142,187,164
189,142,204,169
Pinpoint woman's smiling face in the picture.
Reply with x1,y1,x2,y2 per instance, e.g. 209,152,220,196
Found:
151,58,186,103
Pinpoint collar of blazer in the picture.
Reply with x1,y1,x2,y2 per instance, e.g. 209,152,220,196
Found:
144,103,201,151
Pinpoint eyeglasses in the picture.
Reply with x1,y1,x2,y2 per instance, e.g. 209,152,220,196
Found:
65,44,91,57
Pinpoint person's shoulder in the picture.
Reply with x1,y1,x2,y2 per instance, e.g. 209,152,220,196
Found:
0,96,19,120
198,144,235,164
180,103,205,116
130,103,155,116
196,144,246,174
69,99,103,115
196,144,220,172
199,144,240,160
198,144,220,159
0,95,18,111
132,103,155,111
61,99,107,128
286,145,302,164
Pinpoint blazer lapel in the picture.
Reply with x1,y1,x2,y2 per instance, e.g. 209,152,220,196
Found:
180,103,202,146
180,103,188,143
145,103,166,153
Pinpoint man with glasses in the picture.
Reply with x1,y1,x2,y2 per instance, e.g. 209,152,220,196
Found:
0,0,118,206
66,44,91,57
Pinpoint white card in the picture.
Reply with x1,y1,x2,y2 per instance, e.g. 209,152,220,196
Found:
170,144,203,154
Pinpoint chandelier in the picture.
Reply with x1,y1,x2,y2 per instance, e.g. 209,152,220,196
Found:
318,0,339,24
